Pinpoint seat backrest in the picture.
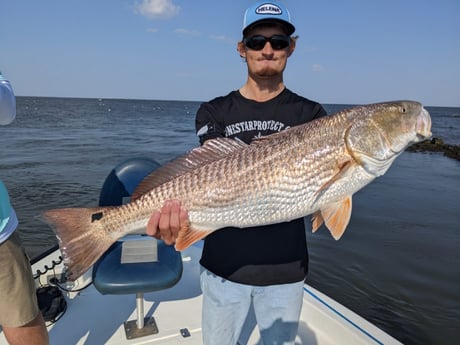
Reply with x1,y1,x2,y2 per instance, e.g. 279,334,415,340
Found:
99,157,160,207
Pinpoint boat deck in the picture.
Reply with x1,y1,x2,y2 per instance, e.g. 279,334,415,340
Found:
0,241,401,345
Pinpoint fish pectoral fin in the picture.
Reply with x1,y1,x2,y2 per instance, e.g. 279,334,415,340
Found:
174,223,210,251
313,159,355,201
320,196,352,240
311,211,324,232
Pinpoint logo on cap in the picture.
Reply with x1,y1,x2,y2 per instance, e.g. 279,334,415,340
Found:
255,3,282,16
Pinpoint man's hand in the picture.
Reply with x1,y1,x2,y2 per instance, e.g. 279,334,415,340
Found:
146,200,188,246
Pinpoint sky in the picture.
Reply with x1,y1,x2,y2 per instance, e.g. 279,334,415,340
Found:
1,0,459,107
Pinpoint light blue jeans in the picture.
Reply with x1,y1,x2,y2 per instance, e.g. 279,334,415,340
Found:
200,268,304,345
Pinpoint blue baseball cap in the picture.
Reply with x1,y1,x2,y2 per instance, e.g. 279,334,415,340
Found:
242,1,295,36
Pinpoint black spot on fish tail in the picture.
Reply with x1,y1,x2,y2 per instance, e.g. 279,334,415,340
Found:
91,212,104,222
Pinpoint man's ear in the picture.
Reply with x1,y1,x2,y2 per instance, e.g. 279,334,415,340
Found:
287,38,296,57
237,41,246,58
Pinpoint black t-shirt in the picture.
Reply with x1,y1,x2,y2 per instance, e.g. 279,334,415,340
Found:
195,88,327,286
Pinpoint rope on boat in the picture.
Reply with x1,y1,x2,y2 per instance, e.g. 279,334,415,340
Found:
33,257,63,280
33,255,93,293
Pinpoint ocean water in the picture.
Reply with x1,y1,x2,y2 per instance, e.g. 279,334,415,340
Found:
1,97,459,345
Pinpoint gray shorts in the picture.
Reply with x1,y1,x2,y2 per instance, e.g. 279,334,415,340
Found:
0,231,40,327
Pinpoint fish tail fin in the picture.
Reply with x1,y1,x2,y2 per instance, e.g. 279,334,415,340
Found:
43,207,116,281
175,221,210,251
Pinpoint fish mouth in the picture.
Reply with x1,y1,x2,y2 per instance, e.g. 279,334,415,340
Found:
416,107,432,140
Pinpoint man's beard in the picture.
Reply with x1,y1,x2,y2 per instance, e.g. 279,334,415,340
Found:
255,66,280,78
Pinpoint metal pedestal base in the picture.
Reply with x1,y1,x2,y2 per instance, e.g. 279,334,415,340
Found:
124,317,159,339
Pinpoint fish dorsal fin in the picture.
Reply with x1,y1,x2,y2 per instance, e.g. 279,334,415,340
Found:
315,197,353,240
131,138,248,200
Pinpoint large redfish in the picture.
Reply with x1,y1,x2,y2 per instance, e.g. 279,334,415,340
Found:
43,101,432,280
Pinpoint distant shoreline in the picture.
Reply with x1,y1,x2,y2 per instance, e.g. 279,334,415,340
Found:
407,137,460,161
15,96,460,109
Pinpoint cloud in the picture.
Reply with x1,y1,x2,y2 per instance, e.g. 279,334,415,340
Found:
210,34,226,41
174,28,200,36
209,34,235,44
312,64,325,72
134,0,180,19
147,28,159,33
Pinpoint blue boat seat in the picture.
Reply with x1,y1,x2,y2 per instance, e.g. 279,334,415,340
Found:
92,238,182,295
92,158,183,338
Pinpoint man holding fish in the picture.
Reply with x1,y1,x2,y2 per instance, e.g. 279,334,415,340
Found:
147,2,327,344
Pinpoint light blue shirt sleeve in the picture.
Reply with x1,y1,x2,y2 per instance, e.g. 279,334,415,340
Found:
0,181,18,243
0,72,16,125
0,181,12,229
0,73,18,242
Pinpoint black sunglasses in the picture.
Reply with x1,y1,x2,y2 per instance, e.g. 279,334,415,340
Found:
244,35,291,51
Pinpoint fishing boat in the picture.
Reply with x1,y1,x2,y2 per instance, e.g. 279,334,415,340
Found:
0,158,402,345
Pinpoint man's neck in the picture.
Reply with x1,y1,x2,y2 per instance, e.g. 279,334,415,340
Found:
239,77,285,102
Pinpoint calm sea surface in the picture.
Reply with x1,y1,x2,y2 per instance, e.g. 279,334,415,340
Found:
1,97,459,345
